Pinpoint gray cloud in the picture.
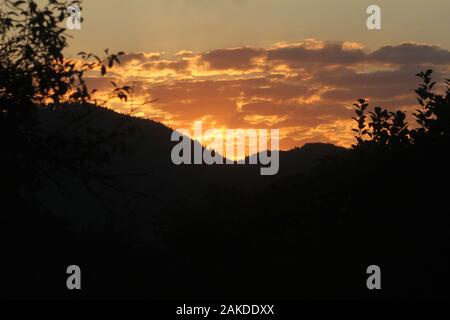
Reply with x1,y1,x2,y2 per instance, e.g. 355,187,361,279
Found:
369,43,450,65
267,42,366,66
201,47,263,70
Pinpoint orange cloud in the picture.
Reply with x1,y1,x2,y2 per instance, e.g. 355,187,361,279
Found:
86,40,450,151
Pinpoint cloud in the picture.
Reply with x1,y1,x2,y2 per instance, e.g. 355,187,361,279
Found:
198,41,450,70
141,60,190,72
86,40,450,150
200,47,263,70
267,41,366,67
369,43,450,65
118,52,162,65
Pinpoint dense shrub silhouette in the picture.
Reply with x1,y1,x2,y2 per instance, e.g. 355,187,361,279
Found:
352,69,450,150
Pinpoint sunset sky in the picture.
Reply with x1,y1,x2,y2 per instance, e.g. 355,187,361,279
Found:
64,0,450,150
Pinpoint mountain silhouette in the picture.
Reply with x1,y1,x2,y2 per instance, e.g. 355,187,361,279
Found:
36,104,345,236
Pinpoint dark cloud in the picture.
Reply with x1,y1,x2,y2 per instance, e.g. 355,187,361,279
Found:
267,42,366,66
141,60,190,72
198,42,450,71
369,43,450,65
316,66,446,100
314,66,415,87
118,52,162,65
201,47,263,70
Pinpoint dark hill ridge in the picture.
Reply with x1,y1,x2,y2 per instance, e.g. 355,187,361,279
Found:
36,104,346,239
38,104,346,180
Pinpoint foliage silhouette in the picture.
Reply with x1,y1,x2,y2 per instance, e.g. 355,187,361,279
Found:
0,0,140,232
352,69,450,150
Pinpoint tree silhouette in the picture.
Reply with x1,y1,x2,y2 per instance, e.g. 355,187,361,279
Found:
0,0,132,210
352,69,450,150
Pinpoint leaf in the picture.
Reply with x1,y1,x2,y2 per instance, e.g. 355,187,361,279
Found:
417,98,424,106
